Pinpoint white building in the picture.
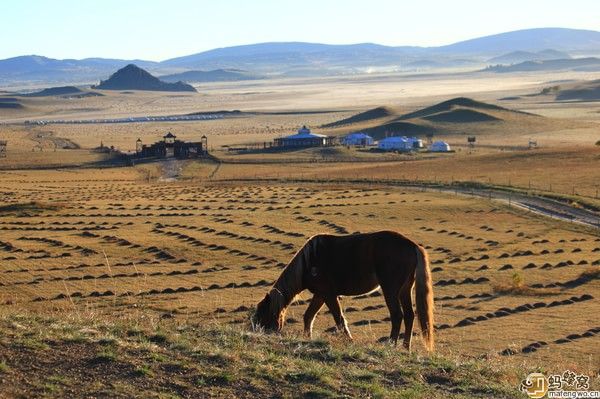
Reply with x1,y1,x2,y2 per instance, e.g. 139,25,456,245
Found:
430,141,451,152
378,136,423,151
342,132,374,146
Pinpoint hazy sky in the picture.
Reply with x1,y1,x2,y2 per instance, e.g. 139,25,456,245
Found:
1,0,598,61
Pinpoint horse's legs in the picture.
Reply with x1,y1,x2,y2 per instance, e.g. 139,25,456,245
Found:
382,288,403,344
400,287,415,351
303,295,325,339
324,296,353,339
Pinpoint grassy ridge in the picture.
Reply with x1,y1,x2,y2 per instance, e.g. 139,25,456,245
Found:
0,313,521,398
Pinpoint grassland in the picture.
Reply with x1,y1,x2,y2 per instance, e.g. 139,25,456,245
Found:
0,69,599,397
0,167,598,396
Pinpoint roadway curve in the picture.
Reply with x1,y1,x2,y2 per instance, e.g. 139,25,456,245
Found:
424,185,600,230
214,176,600,230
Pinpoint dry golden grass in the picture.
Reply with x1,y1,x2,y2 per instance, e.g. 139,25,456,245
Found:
0,70,599,396
0,167,598,376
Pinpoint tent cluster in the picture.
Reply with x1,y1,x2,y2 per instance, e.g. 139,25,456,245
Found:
276,126,452,152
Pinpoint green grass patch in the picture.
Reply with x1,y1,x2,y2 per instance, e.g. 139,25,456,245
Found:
94,348,118,363
133,365,154,378
194,370,235,386
0,361,10,373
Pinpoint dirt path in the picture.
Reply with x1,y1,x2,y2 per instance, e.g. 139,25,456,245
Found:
158,159,184,182
26,131,80,150
446,185,600,229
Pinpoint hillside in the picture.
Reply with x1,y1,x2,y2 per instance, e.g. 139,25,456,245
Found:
0,97,24,109
321,106,394,128
0,313,521,398
555,79,600,101
324,97,549,140
423,109,500,123
24,86,103,98
484,57,600,73
396,98,513,120
93,64,196,92
436,27,600,54
159,69,261,83
488,49,570,64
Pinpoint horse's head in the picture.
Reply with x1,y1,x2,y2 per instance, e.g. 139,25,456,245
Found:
254,291,286,332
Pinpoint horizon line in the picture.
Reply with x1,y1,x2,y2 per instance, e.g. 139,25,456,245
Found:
1,26,597,63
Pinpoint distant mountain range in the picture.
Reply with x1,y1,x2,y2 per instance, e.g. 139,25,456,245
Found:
1,28,600,86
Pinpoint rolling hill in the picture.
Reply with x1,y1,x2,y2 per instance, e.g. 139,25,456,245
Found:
555,80,600,101
23,86,103,98
484,57,600,73
323,97,553,140
488,49,571,65
321,106,394,128
435,27,600,54
159,69,261,83
93,64,196,92
0,97,24,109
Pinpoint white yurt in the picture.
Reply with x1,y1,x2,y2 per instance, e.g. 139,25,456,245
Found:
430,141,451,152
342,132,374,146
275,126,328,147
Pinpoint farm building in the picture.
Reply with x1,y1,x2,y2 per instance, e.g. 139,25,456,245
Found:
430,141,451,152
137,132,206,158
342,132,374,146
274,126,334,148
378,136,423,151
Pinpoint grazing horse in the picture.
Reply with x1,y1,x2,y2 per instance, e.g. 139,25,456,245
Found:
254,231,434,351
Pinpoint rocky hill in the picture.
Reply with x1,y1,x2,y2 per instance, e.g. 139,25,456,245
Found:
93,64,196,92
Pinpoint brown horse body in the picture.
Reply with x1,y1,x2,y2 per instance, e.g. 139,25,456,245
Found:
254,231,434,351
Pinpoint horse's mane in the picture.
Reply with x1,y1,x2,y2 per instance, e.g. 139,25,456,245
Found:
269,235,318,316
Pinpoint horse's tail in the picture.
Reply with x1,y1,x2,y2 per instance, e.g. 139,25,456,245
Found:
415,244,434,351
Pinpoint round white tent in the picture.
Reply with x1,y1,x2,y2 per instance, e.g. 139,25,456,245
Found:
430,141,451,152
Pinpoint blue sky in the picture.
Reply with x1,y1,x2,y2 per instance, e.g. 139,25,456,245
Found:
1,0,598,61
